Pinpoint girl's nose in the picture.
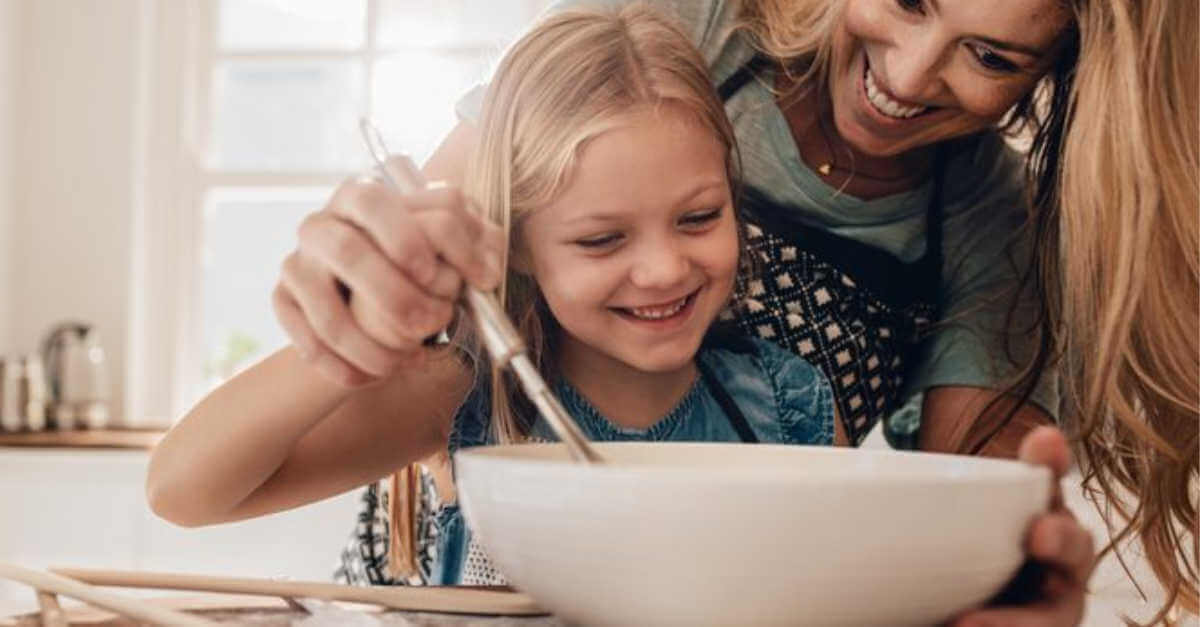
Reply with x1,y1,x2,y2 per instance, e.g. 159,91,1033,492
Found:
883,33,948,103
629,240,691,289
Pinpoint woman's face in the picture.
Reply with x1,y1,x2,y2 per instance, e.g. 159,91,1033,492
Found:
831,0,1071,157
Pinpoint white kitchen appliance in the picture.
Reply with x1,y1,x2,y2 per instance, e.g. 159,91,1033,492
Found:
40,322,110,429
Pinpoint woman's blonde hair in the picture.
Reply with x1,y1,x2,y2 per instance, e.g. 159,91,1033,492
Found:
739,0,1198,620
461,3,739,444
1052,0,1198,621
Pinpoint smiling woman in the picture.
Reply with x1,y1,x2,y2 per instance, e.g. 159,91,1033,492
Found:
829,0,1069,157
740,0,1198,620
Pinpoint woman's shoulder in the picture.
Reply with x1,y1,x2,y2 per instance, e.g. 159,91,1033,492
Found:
940,131,1027,217
546,0,747,67
458,0,749,125
699,333,836,444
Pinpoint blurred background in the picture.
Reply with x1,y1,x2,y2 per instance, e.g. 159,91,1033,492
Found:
0,0,551,614
0,0,1164,623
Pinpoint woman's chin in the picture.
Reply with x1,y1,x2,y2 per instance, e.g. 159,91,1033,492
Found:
834,112,915,158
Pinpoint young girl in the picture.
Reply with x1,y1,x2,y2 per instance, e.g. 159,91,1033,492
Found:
148,5,836,587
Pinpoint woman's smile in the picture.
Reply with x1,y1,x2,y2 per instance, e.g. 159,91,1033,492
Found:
860,53,935,121
832,0,1068,158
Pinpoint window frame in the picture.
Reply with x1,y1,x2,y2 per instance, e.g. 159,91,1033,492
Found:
130,0,544,426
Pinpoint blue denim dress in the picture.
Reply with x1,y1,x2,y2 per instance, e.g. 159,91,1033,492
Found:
432,335,836,585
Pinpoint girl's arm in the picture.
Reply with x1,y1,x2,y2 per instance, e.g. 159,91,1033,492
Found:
145,346,471,527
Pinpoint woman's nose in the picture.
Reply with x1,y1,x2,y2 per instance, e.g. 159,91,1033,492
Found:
883,33,948,103
629,240,691,289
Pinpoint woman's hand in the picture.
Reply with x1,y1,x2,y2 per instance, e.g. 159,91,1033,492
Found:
273,166,504,387
952,426,1095,627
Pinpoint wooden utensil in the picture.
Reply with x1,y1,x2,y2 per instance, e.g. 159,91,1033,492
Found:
34,591,66,627
50,568,547,616
0,562,216,626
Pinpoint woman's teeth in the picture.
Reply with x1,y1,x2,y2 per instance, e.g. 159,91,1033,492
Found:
865,69,928,119
628,296,688,320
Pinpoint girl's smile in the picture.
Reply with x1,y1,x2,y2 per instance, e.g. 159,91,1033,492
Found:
611,287,700,326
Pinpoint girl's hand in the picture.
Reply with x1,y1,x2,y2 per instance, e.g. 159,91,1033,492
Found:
952,426,1095,627
273,166,504,387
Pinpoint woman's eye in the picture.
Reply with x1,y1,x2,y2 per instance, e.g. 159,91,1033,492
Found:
970,44,1019,73
895,0,924,14
679,208,723,228
575,233,622,248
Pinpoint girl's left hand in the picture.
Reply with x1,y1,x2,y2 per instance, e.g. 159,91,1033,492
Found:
951,426,1095,626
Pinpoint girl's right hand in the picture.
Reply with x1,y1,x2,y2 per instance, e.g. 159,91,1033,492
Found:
273,166,504,387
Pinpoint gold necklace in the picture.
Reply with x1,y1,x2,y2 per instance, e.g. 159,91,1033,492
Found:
812,117,929,185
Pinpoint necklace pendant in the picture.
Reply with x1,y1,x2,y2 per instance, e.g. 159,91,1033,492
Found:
818,163,832,176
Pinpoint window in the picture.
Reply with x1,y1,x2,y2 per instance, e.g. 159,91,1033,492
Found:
133,1,548,422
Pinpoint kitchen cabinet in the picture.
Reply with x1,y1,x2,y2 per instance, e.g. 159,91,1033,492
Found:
0,448,360,615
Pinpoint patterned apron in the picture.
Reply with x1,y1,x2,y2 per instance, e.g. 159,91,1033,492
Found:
718,55,944,448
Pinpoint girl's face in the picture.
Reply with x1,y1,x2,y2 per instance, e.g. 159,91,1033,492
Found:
518,107,738,380
831,0,1071,157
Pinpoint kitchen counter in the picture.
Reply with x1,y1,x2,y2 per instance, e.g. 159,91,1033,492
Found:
1,594,566,626
0,447,362,617
0,429,163,450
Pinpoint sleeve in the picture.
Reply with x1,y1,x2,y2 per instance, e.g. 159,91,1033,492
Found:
895,135,1060,432
755,339,837,445
453,0,734,124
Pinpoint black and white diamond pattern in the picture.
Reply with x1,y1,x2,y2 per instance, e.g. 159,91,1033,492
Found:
334,469,440,587
732,220,936,444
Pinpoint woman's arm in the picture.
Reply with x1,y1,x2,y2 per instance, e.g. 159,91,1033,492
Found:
918,385,1052,457
145,346,471,527
274,121,494,387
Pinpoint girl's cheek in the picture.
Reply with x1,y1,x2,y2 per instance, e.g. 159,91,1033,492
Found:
539,263,613,304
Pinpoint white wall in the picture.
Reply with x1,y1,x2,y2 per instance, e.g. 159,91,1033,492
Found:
7,0,145,423
0,448,362,616
0,0,22,352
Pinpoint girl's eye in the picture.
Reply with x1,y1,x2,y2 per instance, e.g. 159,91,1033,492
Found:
679,208,723,229
895,0,924,14
574,233,623,249
969,44,1019,73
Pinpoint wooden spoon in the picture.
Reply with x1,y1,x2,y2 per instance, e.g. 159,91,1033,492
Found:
0,562,216,626
50,568,547,616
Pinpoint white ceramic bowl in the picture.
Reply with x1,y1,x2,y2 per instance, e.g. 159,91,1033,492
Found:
455,442,1050,627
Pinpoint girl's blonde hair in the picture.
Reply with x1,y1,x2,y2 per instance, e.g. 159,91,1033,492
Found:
462,3,739,444
387,2,739,583
739,0,1198,620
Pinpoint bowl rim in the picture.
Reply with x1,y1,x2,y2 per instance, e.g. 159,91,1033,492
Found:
454,441,1052,487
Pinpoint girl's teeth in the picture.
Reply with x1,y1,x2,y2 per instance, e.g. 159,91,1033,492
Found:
865,70,928,119
630,297,687,320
